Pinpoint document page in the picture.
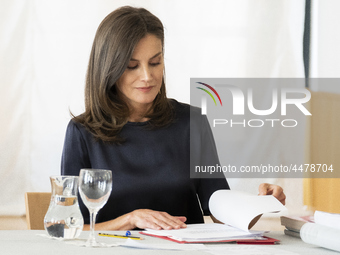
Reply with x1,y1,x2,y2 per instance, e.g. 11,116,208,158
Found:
209,190,286,231
144,223,263,242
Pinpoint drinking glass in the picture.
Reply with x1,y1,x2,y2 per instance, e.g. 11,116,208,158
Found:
79,169,112,247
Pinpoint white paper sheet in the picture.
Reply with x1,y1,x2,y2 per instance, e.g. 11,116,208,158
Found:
314,211,340,230
120,239,206,251
209,190,286,231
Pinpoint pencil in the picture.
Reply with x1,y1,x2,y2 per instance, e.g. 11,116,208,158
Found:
98,233,143,240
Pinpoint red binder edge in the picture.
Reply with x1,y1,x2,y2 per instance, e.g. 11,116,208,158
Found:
140,232,280,245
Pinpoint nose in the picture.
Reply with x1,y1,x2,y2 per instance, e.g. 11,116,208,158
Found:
140,65,152,83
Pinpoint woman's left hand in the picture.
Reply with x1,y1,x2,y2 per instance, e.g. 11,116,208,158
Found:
258,183,286,205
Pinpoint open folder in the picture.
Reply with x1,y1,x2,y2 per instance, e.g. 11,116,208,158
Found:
141,190,286,244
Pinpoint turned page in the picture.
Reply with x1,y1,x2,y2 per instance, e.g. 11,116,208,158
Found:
209,190,286,232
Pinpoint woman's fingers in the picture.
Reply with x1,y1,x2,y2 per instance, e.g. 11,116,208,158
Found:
130,209,187,230
155,212,187,229
258,183,286,205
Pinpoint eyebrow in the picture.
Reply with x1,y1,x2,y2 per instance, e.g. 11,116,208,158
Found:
130,52,162,61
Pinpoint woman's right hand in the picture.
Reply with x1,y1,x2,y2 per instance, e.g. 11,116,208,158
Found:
84,209,187,231
128,209,187,230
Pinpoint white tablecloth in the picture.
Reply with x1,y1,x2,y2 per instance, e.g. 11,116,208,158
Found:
1,230,338,255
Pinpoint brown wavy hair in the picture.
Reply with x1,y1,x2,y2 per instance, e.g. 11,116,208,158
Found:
73,6,173,143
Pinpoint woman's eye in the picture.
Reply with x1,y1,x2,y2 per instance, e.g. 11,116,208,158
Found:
127,62,160,70
127,65,138,70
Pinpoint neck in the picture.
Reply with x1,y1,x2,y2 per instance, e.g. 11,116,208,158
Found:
128,115,149,122
128,103,153,122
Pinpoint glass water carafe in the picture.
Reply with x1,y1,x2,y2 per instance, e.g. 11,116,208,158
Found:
44,176,84,239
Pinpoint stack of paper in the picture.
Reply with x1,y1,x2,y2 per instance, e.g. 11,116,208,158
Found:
142,223,266,243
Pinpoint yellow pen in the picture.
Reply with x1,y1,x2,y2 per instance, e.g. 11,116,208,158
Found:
98,233,143,240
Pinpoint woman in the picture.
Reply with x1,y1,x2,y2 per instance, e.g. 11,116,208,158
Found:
61,6,285,231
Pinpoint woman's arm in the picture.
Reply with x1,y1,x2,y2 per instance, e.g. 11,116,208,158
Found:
82,209,187,231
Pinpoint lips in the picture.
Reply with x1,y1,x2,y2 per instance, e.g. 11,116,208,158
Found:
136,86,154,93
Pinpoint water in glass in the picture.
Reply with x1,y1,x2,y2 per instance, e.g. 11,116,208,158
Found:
44,176,84,239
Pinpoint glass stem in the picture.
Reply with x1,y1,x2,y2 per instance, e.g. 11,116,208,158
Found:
88,209,98,245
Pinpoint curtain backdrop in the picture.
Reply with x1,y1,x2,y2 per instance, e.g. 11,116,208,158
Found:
0,0,305,215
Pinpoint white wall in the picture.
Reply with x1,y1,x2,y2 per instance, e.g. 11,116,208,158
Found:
310,0,340,93
0,0,307,215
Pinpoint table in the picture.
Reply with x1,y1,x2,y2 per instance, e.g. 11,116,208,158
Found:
1,230,339,255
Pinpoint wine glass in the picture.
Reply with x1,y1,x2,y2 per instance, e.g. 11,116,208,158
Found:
79,169,112,247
